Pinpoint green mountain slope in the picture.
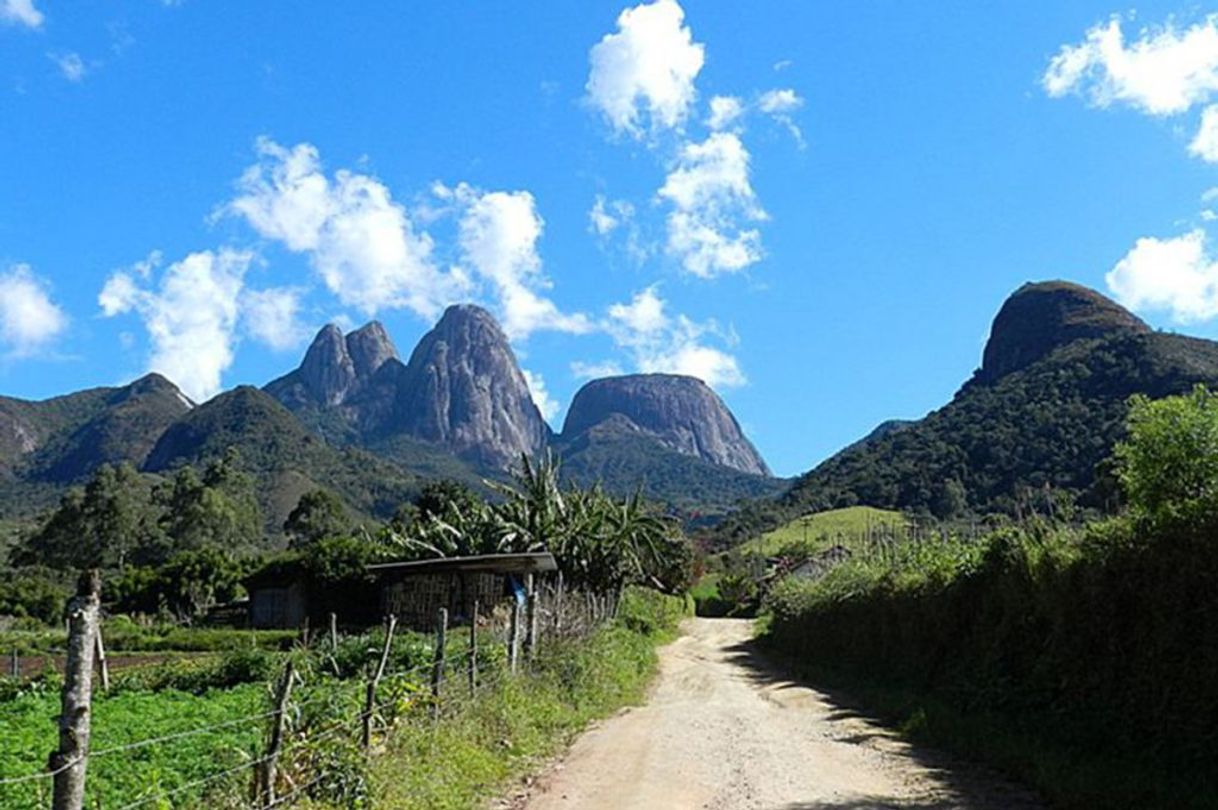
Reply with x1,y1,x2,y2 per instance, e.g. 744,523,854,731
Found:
706,282,1218,547
143,386,427,530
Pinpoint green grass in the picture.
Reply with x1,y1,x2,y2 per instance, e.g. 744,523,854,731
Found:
365,588,689,810
734,506,906,557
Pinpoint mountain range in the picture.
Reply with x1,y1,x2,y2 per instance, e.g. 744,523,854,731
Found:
0,303,779,537
704,280,1218,547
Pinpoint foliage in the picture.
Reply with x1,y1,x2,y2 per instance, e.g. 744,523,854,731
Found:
764,511,1218,805
284,488,353,549
1114,384,1218,524
0,566,70,622
707,330,1218,548
110,548,251,622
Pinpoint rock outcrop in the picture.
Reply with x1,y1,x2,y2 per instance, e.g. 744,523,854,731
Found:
392,304,549,469
977,281,1149,384
561,374,771,476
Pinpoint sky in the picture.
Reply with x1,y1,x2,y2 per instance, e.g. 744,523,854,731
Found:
5,1,1218,477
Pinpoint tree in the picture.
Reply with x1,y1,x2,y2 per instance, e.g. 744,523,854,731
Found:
156,451,264,553
284,489,352,549
1114,385,1218,523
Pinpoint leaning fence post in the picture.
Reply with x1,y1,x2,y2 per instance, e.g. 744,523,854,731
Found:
554,571,565,635
257,659,295,808
50,569,101,810
467,600,478,697
329,612,338,654
430,607,448,720
94,623,109,694
361,615,397,750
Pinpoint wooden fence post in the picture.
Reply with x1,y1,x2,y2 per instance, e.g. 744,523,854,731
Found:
430,607,448,720
257,659,295,808
508,596,522,675
467,600,478,697
524,574,538,662
50,569,101,810
9,647,17,679
94,624,109,694
361,615,397,750
329,613,338,654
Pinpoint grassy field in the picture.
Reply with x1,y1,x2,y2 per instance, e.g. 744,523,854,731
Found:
729,506,907,557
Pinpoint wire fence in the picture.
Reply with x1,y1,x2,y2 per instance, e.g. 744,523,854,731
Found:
1,577,615,810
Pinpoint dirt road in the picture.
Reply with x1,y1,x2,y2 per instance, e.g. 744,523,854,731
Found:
517,618,1043,810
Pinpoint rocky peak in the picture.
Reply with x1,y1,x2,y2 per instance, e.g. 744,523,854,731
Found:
561,373,771,476
978,281,1150,384
393,304,549,469
345,321,399,378
298,324,357,406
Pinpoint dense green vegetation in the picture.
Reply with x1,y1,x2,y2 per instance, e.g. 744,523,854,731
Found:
707,330,1218,549
730,505,906,557
761,386,1218,809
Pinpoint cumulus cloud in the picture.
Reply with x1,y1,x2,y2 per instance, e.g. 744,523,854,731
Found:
1044,15,1218,115
51,52,87,82
452,185,591,340
658,132,766,277
0,264,68,357
99,249,253,401
521,368,560,423
586,0,705,137
229,138,463,317
1106,229,1218,322
599,285,745,388
1,0,42,28
242,287,306,351
588,194,636,237
1191,105,1218,162
571,359,626,380
707,95,744,131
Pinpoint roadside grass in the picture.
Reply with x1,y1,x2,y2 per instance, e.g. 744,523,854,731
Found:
365,589,688,810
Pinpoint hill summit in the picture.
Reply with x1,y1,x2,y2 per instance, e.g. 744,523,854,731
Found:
977,281,1149,384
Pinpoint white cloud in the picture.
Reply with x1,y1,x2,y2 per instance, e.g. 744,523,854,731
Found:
99,249,253,401
521,368,560,423
658,132,766,277
707,95,744,131
242,287,305,351
588,194,635,237
758,88,805,147
586,0,705,137
600,286,745,388
454,185,591,340
52,52,87,82
229,138,463,317
571,359,625,380
1191,104,1218,162
1,0,42,28
0,264,67,357
1106,229,1218,322
758,88,803,114
1044,15,1218,116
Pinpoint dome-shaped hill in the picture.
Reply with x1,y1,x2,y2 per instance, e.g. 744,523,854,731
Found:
978,281,1149,383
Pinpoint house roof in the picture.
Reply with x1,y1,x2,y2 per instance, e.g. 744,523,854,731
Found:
366,551,558,577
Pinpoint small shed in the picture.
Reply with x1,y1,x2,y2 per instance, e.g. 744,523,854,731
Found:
369,552,558,631
245,552,558,631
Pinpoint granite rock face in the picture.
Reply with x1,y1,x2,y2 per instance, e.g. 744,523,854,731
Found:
392,304,549,469
978,281,1150,384
561,373,771,476
265,307,549,470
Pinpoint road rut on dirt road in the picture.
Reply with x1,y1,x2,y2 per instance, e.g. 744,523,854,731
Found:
518,618,1043,810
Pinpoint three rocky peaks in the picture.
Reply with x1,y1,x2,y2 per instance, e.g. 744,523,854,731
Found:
264,303,770,475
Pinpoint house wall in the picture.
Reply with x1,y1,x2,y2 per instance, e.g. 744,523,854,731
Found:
250,582,307,629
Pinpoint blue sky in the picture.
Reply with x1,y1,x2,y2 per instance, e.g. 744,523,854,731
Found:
4,1,1218,477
